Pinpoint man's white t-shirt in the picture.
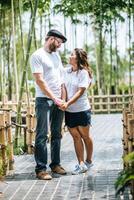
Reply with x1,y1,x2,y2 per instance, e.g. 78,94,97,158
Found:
64,66,91,112
30,48,64,98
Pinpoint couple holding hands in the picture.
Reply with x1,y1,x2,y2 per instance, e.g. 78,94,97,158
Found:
30,29,93,180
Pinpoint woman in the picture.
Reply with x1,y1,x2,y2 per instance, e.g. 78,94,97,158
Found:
61,48,93,175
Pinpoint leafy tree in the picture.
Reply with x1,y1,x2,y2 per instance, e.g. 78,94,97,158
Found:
53,0,133,94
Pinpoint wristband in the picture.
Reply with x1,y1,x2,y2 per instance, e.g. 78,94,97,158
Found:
54,98,62,106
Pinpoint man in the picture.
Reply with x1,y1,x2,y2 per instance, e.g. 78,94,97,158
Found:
30,29,67,180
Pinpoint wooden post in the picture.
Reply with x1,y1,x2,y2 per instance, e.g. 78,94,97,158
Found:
23,127,27,152
90,89,95,114
127,116,134,153
26,106,32,154
122,90,125,110
6,111,14,170
122,109,130,156
0,112,8,175
31,104,36,144
107,88,110,114
129,103,133,113
99,95,103,113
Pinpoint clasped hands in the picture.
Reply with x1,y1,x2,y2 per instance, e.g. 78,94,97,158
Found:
54,98,68,111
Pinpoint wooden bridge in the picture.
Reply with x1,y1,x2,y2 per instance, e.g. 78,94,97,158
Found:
0,94,134,199
0,113,131,200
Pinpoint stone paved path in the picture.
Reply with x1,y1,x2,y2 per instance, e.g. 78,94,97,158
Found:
0,114,125,200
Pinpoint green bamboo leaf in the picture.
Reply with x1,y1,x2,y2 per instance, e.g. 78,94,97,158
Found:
124,152,134,163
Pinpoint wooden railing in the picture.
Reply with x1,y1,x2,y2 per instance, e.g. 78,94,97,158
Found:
0,110,14,176
122,96,134,197
0,94,133,114
122,101,134,156
89,94,133,113
0,106,36,176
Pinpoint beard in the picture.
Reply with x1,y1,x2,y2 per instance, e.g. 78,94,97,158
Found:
49,42,57,52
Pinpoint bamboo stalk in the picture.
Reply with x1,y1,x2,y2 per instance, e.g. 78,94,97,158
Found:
26,106,32,154
11,0,19,101
127,116,134,153
0,113,8,175
122,109,130,156
6,111,14,170
31,105,36,143
107,88,110,114
15,0,38,147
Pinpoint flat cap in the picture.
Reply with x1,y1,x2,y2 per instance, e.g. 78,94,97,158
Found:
47,29,67,43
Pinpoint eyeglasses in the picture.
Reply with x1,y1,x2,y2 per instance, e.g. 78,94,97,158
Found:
54,37,63,45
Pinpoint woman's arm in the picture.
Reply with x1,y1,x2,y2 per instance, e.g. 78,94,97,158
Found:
61,83,67,102
61,87,86,110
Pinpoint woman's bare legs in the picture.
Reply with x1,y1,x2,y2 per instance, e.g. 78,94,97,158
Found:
68,127,84,164
78,125,93,163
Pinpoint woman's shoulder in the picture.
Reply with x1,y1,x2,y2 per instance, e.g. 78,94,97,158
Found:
79,69,92,82
79,69,89,76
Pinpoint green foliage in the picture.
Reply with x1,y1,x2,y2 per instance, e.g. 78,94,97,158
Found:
115,152,134,195
0,145,11,176
0,155,4,176
22,0,51,14
13,146,25,155
13,136,26,155
53,0,130,26
29,85,35,97
0,0,11,7
37,0,51,15
60,49,71,66
0,0,133,98
118,84,130,94
124,152,134,163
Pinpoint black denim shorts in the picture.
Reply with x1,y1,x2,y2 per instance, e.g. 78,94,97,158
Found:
65,109,91,128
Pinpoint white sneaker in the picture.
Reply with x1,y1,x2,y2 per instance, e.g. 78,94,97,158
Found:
85,161,93,169
72,163,88,175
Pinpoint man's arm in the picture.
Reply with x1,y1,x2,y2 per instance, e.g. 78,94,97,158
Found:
33,73,62,104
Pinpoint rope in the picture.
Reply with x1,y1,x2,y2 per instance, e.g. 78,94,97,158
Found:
0,108,28,114
5,122,12,129
0,121,35,134
11,121,27,129
27,129,35,133
0,122,27,130
0,108,12,112
26,114,35,118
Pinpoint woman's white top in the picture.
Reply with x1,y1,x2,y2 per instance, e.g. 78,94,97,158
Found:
64,66,91,112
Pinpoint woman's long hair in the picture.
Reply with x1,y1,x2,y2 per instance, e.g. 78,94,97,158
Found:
74,48,92,78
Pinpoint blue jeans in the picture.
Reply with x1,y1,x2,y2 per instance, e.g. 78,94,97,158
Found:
35,97,64,173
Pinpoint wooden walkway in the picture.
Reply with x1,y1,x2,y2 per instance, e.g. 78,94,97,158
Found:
0,114,126,200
